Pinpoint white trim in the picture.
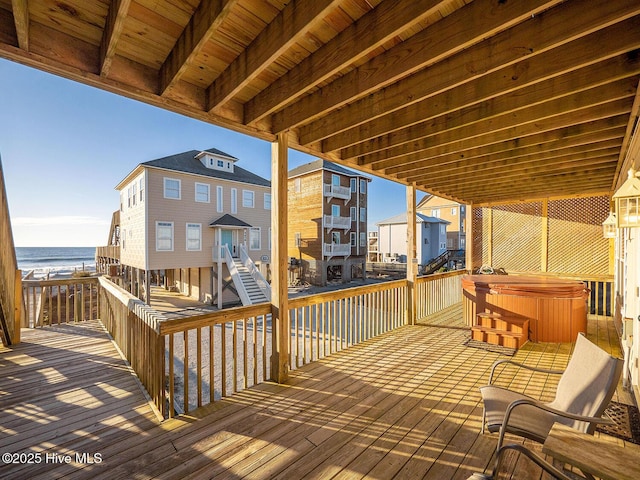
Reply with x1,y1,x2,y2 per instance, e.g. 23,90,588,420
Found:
195,182,210,203
186,223,202,251
163,177,181,200
156,221,174,251
231,188,237,213
242,189,255,208
216,186,223,212
249,227,261,250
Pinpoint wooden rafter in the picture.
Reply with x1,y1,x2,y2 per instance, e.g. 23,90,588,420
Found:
10,0,28,50
207,0,340,113
159,0,238,95
100,0,132,76
244,0,446,125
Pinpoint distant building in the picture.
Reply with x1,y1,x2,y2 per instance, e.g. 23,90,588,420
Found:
376,212,449,266
104,148,272,308
288,159,370,285
367,231,382,263
417,195,466,250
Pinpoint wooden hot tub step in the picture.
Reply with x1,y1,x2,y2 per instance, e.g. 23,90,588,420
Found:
471,325,528,349
476,312,529,335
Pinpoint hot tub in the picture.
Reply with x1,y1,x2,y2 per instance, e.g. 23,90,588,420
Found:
462,274,589,342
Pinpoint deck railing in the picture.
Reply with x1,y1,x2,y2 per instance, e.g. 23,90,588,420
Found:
25,268,622,422
22,277,99,327
288,279,407,369
0,159,19,345
415,270,465,319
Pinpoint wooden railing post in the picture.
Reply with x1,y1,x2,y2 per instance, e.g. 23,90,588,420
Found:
406,185,417,325
270,131,289,383
14,269,21,343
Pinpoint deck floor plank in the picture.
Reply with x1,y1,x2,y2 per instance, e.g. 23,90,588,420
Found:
0,310,630,480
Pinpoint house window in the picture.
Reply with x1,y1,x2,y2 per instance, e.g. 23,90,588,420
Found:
360,232,366,247
231,188,237,213
268,227,272,250
195,183,210,203
164,178,181,199
350,207,356,221
350,178,357,192
332,204,340,217
139,178,144,202
156,222,174,251
132,183,137,206
249,227,261,250
186,223,201,251
217,160,224,167
243,190,255,208
127,187,132,207
360,179,366,194
294,178,301,193
350,232,356,247
295,232,301,247
332,174,340,186
332,232,340,244
451,207,457,215
440,224,446,234
216,186,223,212
360,207,366,222
264,193,271,210
424,238,428,245
431,208,440,218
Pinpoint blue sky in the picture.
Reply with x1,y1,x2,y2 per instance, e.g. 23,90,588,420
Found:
0,58,418,247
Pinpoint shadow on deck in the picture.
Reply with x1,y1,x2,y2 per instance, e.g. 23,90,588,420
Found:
0,313,632,479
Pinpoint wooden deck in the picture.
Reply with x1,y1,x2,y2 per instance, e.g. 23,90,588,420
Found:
0,313,633,479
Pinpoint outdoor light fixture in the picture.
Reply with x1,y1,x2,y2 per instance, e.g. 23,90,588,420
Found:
602,211,617,238
613,168,640,228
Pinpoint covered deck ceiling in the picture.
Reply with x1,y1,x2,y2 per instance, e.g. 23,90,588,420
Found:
1,0,639,205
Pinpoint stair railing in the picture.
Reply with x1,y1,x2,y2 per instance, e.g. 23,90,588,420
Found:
239,244,271,301
223,244,252,305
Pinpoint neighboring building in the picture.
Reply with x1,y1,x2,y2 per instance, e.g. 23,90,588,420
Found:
417,195,466,250
376,213,449,267
288,159,371,285
110,148,272,308
367,231,382,263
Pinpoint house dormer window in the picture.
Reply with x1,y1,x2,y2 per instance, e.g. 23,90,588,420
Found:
217,160,224,167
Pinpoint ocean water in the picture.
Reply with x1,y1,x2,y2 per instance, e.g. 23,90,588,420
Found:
16,247,96,278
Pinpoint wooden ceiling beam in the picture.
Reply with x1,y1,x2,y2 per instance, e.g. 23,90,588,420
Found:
366,80,636,177
159,0,239,95
414,150,619,187
100,0,131,76
431,166,616,199
323,20,640,153
376,125,626,177
10,0,28,50
300,0,640,146
404,142,624,184
369,93,633,179
274,0,562,135
244,0,447,125
207,0,339,113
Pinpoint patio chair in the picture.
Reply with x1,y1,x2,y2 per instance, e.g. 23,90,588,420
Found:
479,332,622,452
466,443,573,480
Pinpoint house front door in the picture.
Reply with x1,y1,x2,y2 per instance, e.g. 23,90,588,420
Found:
221,230,234,256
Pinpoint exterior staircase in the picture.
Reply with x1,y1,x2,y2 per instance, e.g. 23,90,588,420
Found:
231,258,269,305
471,312,529,349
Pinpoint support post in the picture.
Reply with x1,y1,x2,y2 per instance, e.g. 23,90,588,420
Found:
466,204,473,271
271,132,289,383
14,269,21,343
406,185,417,325
541,198,549,272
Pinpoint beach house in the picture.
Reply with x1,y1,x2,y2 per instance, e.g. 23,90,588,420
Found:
417,195,467,250
287,159,370,285
376,212,450,271
110,148,272,308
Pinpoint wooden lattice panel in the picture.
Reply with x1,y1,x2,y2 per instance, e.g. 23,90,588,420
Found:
472,207,486,268
492,203,543,272
547,196,610,275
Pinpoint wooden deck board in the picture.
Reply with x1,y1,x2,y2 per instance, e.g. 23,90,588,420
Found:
0,314,630,480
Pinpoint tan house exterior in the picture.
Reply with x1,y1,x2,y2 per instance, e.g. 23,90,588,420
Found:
288,160,370,286
417,195,467,251
114,148,272,307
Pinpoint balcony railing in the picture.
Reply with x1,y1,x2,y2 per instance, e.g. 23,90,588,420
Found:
323,243,351,257
323,214,352,231
323,183,351,202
